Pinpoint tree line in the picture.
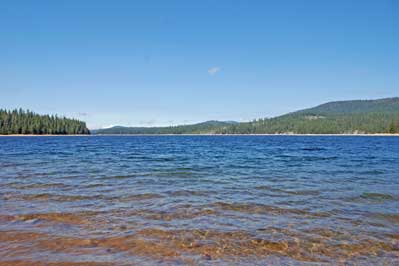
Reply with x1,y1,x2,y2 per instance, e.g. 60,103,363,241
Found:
96,113,399,135
95,121,234,135
0,109,90,135
214,113,399,134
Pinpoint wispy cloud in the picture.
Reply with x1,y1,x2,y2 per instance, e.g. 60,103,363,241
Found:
208,66,221,76
77,112,89,117
102,124,115,129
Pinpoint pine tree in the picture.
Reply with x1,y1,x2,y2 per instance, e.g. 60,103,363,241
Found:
0,109,90,135
388,121,397,134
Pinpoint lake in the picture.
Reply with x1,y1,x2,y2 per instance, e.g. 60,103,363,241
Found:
0,136,398,265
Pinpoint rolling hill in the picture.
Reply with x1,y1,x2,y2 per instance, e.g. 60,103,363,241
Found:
94,121,238,134
95,98,399,135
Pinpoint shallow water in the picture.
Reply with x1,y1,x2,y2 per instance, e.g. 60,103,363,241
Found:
0,136,398,265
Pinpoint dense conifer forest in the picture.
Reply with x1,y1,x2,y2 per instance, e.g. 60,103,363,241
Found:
96,98,399,135
0,109,90,135
216,98,399,134
3,98,398,135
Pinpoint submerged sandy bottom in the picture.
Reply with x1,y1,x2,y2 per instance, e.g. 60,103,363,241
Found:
1,193,398,265
1,136,399,265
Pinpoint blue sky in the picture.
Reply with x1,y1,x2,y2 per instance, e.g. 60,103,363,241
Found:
1,0,398,129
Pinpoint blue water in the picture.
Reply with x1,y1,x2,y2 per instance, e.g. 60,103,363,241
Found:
1,136,398,265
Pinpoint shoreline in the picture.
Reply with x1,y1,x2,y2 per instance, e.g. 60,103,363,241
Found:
1,133,399,137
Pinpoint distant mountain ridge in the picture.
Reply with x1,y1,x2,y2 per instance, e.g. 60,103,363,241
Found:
95,97,399,135
95,120,237,135
293,97,399,115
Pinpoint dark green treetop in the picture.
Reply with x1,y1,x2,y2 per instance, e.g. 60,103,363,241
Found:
0,109,90,135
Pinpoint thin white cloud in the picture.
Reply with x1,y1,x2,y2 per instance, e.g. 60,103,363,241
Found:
102,124,115,129
208,66,221,76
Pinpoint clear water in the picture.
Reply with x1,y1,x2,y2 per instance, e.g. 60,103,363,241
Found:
0,136,398,265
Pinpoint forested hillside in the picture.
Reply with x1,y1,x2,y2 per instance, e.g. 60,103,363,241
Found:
216,98,399,134
95,121,236,134
96,98,399,135
0,109,90,135
294,98,399,115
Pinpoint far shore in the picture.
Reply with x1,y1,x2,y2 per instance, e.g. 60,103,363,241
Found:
1,133,399,137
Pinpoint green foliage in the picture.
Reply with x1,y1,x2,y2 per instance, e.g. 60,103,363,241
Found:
216,98,399,134
215,113,399,134
96,97,399,135
0,109,90,135
95,121,236,134
388,120,399,134
295,97,399,115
